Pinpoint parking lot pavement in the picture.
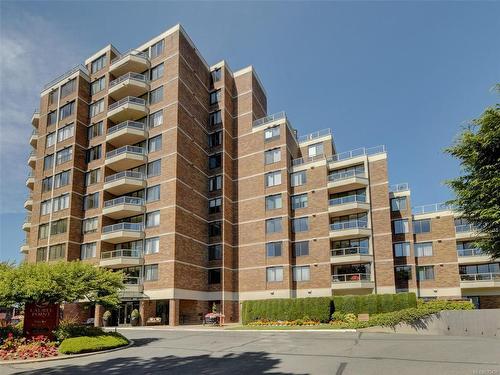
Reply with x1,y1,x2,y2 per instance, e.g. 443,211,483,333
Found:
3,329,500,374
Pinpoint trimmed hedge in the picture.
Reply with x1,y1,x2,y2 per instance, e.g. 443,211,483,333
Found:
58,333,128,354
242,293,417,324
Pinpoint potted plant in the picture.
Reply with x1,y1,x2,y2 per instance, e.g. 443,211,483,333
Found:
131,309,140,326
102,311,112,327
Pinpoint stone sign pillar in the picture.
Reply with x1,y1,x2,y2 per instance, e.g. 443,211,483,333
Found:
23,302,59,339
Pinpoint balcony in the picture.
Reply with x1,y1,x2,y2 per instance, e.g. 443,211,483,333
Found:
389,183,410,193
24,196,33,210
120,277,144,298
106,121,147,147
101,222,144,244
109,50,150,77
327,145,385,169
103,197,145,219
20,240,29,254
103,171,146,195
107,97,147,123
328,170,368,193
329,220,371,240
455,224,480,240
108,73,149,100
457,248,491,264
331,273,375,291
330,247,372,264
99,249,144,269
22,214,31,232
105,145,147,171
328,195,369,215
31,110,40,128
460,273,500,289
26,171,34,189
29,130,38,147
28,151,36,168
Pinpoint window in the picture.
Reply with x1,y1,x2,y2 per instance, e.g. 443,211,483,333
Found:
291,194,308,210
91,55,106,73
59,101,75,120
209,175,222,192
91,76,106,95
148,135,162,153
209,221,222,237
144,264,159,281
48,111,57,126
308,142,324,158
36,247,47,262
290,171,306,187
57,123,74,142
266,218,282,234
395,266,412,281
146,185,160,202
150,86,163,104
209,198,222,214
208,269,221,284
88,122,103,139
414,242,433,257
38,224,49,239
211,68,221,82
40,200,51,216
264,126,280,142
265,194,282,210
209,90,221,105
54,170,70,188
266,242,282,257
292,217,309,233
50,219,67,235
146,211,160,227
150,40,164,58
209,111,222,126
56,147,72,165
44,154,54,170
46,132,55,148
61,79,76,98
265,171,281,187
150,63,164,80
80,243,97,259
42,177,53,192
459,263,500,275
83,192,99,210
52,194,69,212
82,217,98,234
149,110,163,128
208,131,222,147
208,153,222,169
90,99,104,117
393,219,409,234
293,266,310,282
267,267,283,282
264,148,281,164
293,241,309,257
49,244,65,260
393,242,410,257
48,91,58,106
147,159,161,177
145,237,160,254
85,169,101,186
208,245,222,260
86,145,101,162
391,197,407,211
413,219,431,234
417,266,435,281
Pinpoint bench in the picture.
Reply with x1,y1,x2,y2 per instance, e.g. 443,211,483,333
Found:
146,317,162,326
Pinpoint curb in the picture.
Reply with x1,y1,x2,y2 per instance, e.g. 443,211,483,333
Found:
0,339,134,365
105,327,357,333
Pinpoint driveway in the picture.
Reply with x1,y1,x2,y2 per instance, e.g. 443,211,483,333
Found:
2,329,500,374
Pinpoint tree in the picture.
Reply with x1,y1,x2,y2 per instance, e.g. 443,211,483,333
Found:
446,92,500,258
0,261,124,308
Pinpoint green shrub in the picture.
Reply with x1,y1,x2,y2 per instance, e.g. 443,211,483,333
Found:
0,325,22,340
332,293,417,315
331,311,346,321
54,321,105,341
59,333,128,354
344,313,357,323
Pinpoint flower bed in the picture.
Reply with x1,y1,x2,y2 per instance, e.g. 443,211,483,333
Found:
247,318,320,327
0,334,58,361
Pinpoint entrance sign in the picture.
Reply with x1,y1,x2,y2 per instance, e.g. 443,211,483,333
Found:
24,302,59,339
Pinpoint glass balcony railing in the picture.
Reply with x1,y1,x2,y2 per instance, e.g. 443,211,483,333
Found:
106,145,145,159
111,49,149,65
108,121,145,135
455,224,476,233
331,247,370,257
24,214,32,223
102,222,143,234
101,249,143,259
123,276,143,285
327,145,385,163
329,195,366,206
332,273,371,282
104,196,144,208
291,154,325,167
297,129,331,143
460,273,500,282
389,183,410,193
108,96,146,112
105,170,144,183
457,248,484,257
412,202,453,215
328,170,366,182
252,111,287,128
330,220,368,231
109,72,148,89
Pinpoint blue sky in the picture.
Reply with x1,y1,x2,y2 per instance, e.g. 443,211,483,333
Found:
0,1,499,262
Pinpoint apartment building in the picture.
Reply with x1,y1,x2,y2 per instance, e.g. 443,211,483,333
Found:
22,24,499,326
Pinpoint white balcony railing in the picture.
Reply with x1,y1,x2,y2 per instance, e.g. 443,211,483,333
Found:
104,196,144,208
297,128,331,143
252,111,287,128
102,222,143,234
389,183,410,193
460,273,500,282
291,154,325,167
329,195,366,206
111,49,149,65
455,224,476,233
106,145,145,159
328,170,366,182
412,202,453,215
330,220,368,231
332,273,371,282
105,170,144,183
327,145,385,163
457,248,484,257
108,120,145,135
109,72,148,89
331,247,369,257
108,96,146,112
43,64,89,90
101,249,143,259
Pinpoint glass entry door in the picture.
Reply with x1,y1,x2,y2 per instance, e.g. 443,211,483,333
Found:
118,301,139,325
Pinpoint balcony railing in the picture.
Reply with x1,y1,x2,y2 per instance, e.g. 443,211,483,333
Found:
24,214,32,223
297,128,331,143
104,196,144,208
31,129,38,136
329,195,366,206
111,49,149,65
412,202,453,215
291,154,325,167
108,120,145,135
460,273,500,281
109,72,148,88
328,169,366,182
252,111,287,128
123,276,143,285
106,145,145,159
455,224,476,233
105,170,144,183
102,222,143,233
108,96,146,112
43,64,89,90
101,249,143,259
389,183,410,193
332,273,371,282
327,145,386,163
27,170,34,178
457,248,484,257
330,220,368,231
331,247,369,257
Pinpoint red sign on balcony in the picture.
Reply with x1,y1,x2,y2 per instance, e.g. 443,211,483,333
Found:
23,302,59,340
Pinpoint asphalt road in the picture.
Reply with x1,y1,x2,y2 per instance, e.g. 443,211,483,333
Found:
2,329,500,375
